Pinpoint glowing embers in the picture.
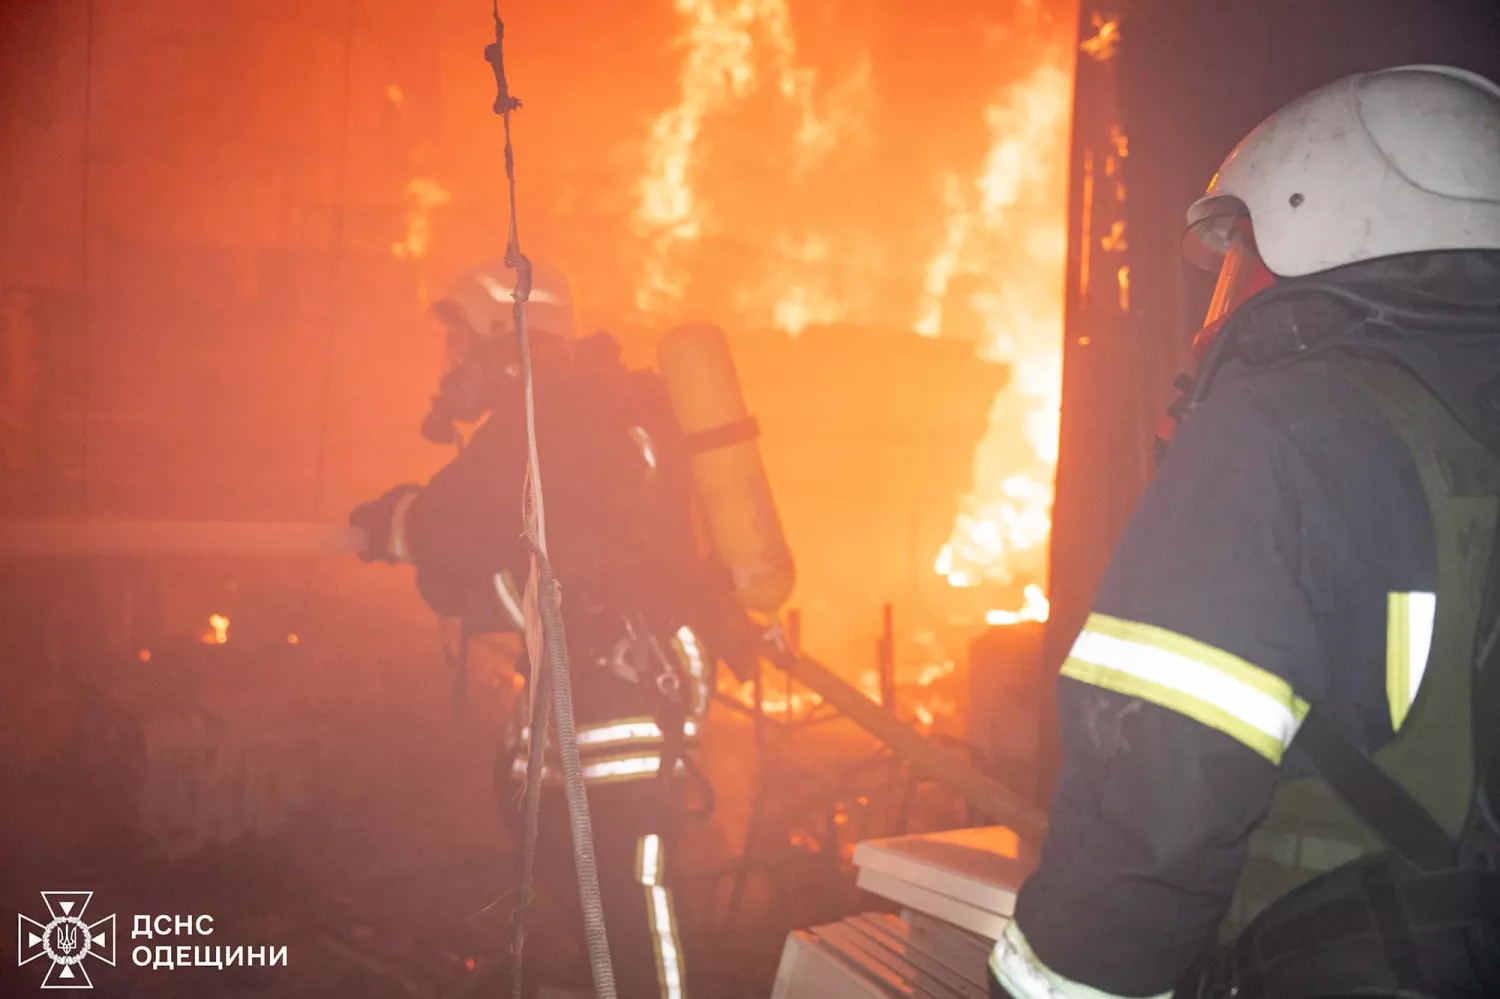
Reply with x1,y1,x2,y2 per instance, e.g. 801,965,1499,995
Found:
720,672,826,721
390,177,451,262
201,614,230,646
1080,12,1121,61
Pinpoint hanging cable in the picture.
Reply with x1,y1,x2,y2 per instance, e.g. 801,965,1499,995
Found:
485,8,618,999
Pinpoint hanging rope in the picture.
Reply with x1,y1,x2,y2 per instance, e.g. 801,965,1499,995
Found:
485,8,618,999
79,0,96,515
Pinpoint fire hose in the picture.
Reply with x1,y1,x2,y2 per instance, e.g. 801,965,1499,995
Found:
483,9,618,999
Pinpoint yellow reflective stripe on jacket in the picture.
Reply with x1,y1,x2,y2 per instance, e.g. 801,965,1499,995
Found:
672,625,710,712
634,833,687,999
516,716,700,757
637,833,664,887
989,921,1168,999
509,751,688,785
1061,613,1309,764
1386,591,1436,732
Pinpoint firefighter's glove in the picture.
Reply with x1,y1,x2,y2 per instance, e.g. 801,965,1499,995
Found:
349,485,421,564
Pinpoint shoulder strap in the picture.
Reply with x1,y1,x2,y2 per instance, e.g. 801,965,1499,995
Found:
1295,707,1457,870
1291,352,1500,871
1471,512,1500,850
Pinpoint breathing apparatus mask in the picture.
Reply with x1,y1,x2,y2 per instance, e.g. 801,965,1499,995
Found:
421,311,521,445
419,260,577,445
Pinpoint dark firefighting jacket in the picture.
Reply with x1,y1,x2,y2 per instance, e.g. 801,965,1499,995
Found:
997,329,1500,998
401,346,731,786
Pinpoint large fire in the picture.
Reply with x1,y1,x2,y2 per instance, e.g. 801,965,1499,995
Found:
925,58,1074,615
633,0,873,328
634,2,1075,625
635,0,807,313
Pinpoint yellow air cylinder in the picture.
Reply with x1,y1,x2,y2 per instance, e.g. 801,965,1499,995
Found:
658,322,795,613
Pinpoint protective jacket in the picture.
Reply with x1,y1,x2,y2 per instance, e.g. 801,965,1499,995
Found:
389,337,739,999
401,338,740,785
992,306,1500,998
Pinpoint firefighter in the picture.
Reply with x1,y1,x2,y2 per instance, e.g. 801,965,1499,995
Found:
989,66,1500,999
352,258,754,999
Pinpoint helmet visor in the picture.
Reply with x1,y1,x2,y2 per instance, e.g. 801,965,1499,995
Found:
1192,217,1277,362
1203,217,1276,327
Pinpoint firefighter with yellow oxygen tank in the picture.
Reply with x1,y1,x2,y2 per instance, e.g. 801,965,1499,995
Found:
351,259,792,999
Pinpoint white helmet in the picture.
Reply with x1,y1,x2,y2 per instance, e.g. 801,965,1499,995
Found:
1184,65,1500,277
431,258,578,340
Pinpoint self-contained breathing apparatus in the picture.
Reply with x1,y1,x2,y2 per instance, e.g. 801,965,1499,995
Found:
1155,212,1500,999
1144,64,1500,997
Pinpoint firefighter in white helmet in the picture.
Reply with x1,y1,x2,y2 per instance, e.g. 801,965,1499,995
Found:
352,258,758,999
991,66,1500,999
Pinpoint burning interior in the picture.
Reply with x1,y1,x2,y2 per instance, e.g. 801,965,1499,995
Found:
4,1,1494,997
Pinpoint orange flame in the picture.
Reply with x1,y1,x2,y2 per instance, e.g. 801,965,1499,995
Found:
926,58,1074,616
634,0,870,324
1080,13,1121,61
985,583,1050,627
390,177,451,262
715,639,961,733
202,614,230,645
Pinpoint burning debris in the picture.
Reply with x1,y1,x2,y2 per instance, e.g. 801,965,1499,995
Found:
202,613,230,646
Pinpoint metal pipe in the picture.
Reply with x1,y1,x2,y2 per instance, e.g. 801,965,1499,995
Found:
786,607,801,718
776,650,1049,843
0,521,368,557
878,602,896,710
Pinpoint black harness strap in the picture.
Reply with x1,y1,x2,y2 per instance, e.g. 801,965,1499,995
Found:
682,416,760,454
1358,854,1431,993
1295,708,1459,872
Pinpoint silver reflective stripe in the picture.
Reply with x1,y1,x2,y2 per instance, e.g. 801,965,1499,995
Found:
388,490,420,563
1062,613,1308,764
509,753,688,784
674,626,709,711
629,426,658,471
515,717,700,754
636,833,685,999
583,720,670,747
493,572,525,630
676,627,705,683
988,920,1165,999
637,833,663,887
647,881,685,999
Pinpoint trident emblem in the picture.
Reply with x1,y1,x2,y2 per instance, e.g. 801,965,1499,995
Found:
17,892,116,989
